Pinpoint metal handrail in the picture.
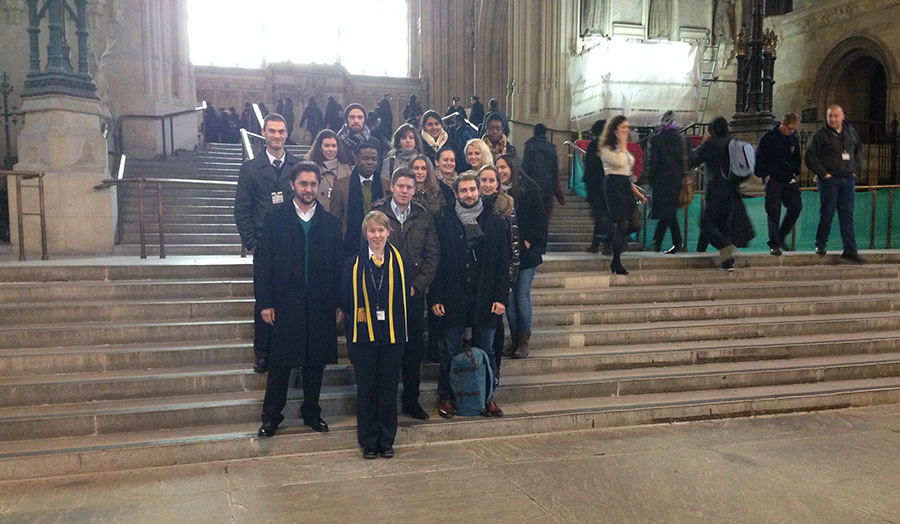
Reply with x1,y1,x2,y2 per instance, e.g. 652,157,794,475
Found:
115,101,207,160
564,141,586,155
1,170,47,260
240,128,264,162
95,177,237,259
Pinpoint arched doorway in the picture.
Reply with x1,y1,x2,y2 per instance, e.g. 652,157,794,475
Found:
814,36,894,142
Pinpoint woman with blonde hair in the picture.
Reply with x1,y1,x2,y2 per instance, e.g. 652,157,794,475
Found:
465,138,493,172
340,210,408,459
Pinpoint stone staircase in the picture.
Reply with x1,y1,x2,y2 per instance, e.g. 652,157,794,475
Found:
114,143,309,256
3,252,900,481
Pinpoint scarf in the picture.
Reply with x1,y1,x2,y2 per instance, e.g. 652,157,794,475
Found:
337,124,372,153
422,129,448,151
436,169,456,188
483,133,508,159
351,244,407,344
393,148,417,167
455,199,484,248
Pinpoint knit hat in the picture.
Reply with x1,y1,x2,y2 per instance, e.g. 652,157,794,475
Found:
659,110,676,126
534,123,547,136
343,103,367,123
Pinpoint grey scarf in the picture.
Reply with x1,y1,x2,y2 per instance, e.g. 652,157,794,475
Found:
455,199,484,248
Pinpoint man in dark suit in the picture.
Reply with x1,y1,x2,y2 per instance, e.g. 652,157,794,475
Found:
330,141,392,257
430,172,510,419
254,161,343,437
234,113,301,373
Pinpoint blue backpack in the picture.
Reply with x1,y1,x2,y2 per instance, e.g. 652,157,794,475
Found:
449,347,495,416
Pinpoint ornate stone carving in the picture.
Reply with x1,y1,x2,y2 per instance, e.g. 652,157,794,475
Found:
1,0,26,25
763,28,778,55
648,0,671,39
580,0,606,36
89,36,116,107
713,0,735,46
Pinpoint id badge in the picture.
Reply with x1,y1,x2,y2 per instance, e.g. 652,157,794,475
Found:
376,310,386,321
841,152,851,161
271,192,284,204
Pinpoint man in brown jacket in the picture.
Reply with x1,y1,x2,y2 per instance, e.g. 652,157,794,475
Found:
373,168,440,420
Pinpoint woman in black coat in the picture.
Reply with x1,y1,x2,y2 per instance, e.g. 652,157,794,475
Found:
646,111,685,253
496,153,546,359
688,116,753,270
341,211,408,459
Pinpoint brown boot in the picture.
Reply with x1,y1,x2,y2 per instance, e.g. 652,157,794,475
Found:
503,331,519,357
512,331,531,359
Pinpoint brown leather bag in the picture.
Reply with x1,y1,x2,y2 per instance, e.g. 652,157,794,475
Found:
678,174,695,208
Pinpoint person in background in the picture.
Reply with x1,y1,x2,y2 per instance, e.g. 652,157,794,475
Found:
522,123,558,214
306,128,351,214
373,170,440,422
299,96,324,145
600,115,647,275
446,96,467,121
496,153,546,359
646,110,685,254
403,94,423,122
486,99,510,136
375,93,394,139
470,95,485,127
325,96,343,132
381,123,430,181
483,113,516,161
755,112,802,256
689,116,753,271
282,97,296,142
341,211,408,459
336,103,381,165
584,119,611,254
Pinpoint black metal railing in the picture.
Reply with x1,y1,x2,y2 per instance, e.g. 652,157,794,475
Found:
114,101,207,160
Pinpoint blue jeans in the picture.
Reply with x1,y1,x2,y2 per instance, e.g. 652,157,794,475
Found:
437,325,496,402
507,266,537,333
816,175,857,253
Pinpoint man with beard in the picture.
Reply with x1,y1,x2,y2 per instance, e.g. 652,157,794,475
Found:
336,103,382,165
430,172,509,419
253,162,343,437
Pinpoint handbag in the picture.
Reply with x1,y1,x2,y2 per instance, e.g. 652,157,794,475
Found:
678,174,695,208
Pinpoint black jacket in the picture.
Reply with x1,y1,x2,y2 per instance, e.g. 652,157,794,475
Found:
510,175,547,269
431,205,510,329
522,135,559,203
253,203,342,368
804,123,861,178
646,128,685,220
755,125,801,184
341,244,408,347
583,138,606,205
373,200,440,295
234,151,301,251
689,135,736,200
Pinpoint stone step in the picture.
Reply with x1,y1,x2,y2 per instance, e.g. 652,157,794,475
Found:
0,278,253,303
120,213,236,225
2,354,898,442
119,195,236,206
0,298,253,325
4,376,897,481
119,233,244,245
117,204,234,215
116,187,236,198
121,223,239,235
0,260,252,283
112,244,244,256
548,242,644,252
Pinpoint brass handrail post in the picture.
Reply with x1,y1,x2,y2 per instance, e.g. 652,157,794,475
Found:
15,176,24,261
37,173,47,260
138,178,146,259
157,181,165,259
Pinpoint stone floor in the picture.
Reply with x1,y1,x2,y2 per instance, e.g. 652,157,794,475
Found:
2,405,899,523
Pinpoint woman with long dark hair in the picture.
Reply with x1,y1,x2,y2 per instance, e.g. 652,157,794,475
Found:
306,129,351,213
600,116,647,275
421,110,458,166
409,153,445,216
435,146,459,205
496,153,546,358
381,123,430,181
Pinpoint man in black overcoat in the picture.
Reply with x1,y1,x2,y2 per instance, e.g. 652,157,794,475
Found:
234,113,301,374
430,173,509,419
254,161,343,437
646,110,685,253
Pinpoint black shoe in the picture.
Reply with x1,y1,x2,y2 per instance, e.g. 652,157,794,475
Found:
362,448,378,460
769,247,782,256
303,416,329,433
840,251,866,264
600,244,612,256
610,263,629,275
780,241,792,252
380,446,395,459
253,358,268,374
585,243,600,253
664,245,683,254
403,403,430,420
258,421,278,437
719,257,735,271
815,245,826,256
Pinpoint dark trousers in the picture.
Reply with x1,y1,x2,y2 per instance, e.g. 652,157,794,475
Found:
492,313,504,373
253,302,270,361
652,217,683,247
401,295,426,409
700,195,733,250
816,175,857,253
764,179,802,249
261,364,325,426
349,342,404,451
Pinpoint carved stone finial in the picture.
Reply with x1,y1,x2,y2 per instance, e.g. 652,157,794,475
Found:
736,28,747,56
763,28,778,54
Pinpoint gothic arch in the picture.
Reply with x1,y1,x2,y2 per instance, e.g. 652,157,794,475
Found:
812,35,896,137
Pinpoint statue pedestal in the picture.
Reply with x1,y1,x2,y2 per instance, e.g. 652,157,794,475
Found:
10,95,116,256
